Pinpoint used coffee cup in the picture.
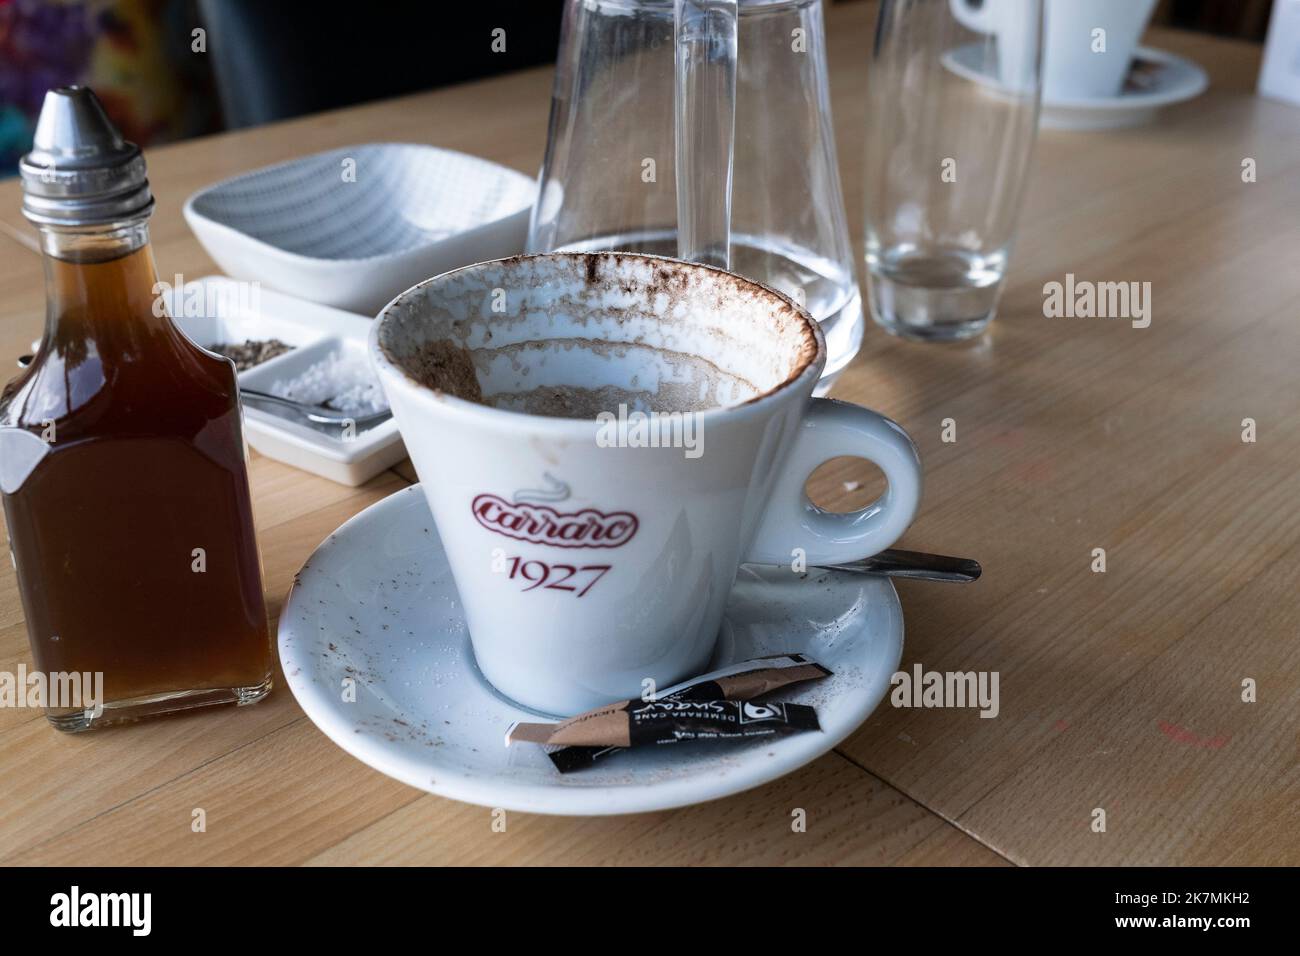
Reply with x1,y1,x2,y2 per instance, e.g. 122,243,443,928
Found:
369,252,922,716
951,0,1158,100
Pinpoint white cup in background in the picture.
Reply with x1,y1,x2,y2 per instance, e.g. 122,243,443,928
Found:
948,0,1042,92
951,0,1158,100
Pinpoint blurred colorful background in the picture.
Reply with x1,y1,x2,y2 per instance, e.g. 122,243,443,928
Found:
0,0,219,171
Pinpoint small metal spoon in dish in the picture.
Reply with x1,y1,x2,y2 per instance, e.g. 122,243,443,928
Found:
240,387,391,428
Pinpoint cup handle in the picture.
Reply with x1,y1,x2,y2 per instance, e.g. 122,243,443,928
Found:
949,0,995,33
744,398,922,567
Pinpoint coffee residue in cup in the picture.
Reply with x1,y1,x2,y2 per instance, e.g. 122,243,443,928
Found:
407,339,484,404
404,337,741,420
486,382,718,419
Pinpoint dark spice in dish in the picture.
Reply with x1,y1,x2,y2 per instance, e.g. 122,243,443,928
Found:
213,338,293,371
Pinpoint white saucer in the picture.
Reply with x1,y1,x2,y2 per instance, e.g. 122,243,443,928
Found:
279,485,904,815
943,44,1208,131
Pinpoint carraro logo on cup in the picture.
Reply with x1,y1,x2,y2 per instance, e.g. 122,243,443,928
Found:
475,477,637,600
471,494,638,548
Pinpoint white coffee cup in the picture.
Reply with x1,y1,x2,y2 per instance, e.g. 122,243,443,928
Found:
951,0,1157,100
949,0,1042,93
370,253,922,716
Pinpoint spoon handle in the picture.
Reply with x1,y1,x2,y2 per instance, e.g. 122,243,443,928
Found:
241,387,389,427
818,548,981,584
240,387,312,414
240,387,348,423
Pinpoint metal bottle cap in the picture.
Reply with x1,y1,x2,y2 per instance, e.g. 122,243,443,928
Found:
19,86,155,226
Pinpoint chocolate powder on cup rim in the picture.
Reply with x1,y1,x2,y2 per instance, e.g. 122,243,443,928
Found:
406,340,483,403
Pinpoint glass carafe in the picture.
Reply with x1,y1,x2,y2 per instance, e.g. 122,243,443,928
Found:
528,0,862,391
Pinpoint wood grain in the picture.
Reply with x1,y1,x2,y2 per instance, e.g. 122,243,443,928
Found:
0,1,1294,865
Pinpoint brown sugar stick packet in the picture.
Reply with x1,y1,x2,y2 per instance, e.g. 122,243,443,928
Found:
506,653,828,746
513,698,820,749
506,654,830,772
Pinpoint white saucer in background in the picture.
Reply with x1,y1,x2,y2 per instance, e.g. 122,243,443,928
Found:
943,44,1209,131
278,485,904,816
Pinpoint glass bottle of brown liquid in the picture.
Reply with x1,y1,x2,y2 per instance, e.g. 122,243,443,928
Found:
0,87,272,731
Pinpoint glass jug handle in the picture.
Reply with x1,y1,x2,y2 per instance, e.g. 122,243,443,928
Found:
674,0,737,271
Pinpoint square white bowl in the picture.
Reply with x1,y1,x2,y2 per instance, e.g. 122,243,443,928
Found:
183,143,536,315
165,276,406,486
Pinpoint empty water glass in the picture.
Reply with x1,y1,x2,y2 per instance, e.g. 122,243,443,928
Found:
864,0,1044,341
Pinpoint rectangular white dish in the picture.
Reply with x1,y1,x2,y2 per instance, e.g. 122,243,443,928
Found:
164,276,406,486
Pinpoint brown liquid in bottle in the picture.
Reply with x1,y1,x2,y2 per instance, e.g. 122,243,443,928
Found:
0,235,272,729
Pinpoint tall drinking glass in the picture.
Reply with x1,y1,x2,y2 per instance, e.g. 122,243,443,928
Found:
864,0,1043,341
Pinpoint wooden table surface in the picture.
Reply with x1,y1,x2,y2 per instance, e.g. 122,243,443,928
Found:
1,2,1297,866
